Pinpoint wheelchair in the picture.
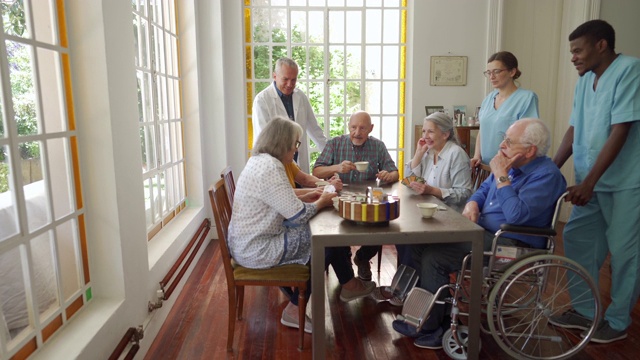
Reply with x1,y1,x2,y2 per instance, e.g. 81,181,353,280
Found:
397,193,602,359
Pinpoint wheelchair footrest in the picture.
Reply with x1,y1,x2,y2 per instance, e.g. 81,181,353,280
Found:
399,288,436,329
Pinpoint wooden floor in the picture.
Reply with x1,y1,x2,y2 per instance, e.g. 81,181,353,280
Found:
146,224,639,359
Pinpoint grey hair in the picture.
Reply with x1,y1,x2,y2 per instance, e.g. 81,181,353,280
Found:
274,57,299,74
252,117,303,161
424,112,460,146
520,118,551,157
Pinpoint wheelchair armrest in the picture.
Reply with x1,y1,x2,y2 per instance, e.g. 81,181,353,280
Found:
499,224,556,237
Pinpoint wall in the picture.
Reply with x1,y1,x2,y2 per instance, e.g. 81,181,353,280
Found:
408,0,489,142
600,0,640,58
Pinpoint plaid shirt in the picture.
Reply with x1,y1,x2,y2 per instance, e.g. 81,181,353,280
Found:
314,135,398,183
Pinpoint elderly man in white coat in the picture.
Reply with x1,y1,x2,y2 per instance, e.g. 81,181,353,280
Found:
252,57,327,173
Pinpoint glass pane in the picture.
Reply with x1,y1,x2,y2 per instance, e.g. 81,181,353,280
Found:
56,220,80,302
329,46,344,78
370,115,380,139
330,116,346,137
367,0,382,6
328,11,344,43
345,81,361,110
140,17,149,68
47,138,73,220
308,0,325,6
21,142,48,233
136,71,144,122
308,81,324,114
382,9,399,44
144,177,153,226
345,11,361,44
166,77,174,119
140,126,156,173
175,121,183,161
308,46,324,79
0,145,17,241
0,246,29,340
158,75,167,120
164,33,173,77
271,0,286,5
252,8,270,43
173,79,181,118
165,167,174,209
291,46,307,78
365,45,381,79
365,9,381,44
0,70,4,137
2,0,29,38
382,45,399,79
253,45,270,79
154,26,165,73
346,46,361,79
32,0,57,45
328,0,344,6
8,41,38,137
364,81,380,114
143,72,153,122
162,121,171,164
382,81,398,114
271,9,288,43
381,116,398,148
308,11,323,43
178,162,185,201
290,0,307,6
291,11,306,43
158,172,166,214
30,232,59,319
37,47,66,133
329,81,344,114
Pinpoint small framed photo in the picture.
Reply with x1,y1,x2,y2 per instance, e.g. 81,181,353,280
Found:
430,56,468,86
425,106,445,116
453,105,466,117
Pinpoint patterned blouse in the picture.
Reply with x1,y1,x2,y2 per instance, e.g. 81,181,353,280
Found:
228,153,318,269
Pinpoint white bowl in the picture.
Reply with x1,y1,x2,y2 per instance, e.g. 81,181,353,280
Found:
354,161,369,172
416,202,439,218
316,181,329,187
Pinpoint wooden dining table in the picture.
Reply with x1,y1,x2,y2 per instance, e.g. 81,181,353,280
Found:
310,181,484,359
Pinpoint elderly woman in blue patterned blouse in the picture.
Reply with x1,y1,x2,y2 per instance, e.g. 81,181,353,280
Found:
228,117,375,333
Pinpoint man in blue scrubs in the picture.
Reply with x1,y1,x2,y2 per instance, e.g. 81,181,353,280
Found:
550,19,640,344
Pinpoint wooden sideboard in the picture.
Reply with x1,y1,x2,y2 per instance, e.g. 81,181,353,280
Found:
413,125,479,157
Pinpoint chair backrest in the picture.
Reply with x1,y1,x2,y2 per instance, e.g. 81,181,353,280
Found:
471,163,491,192
209,179,235,282
220,166,236,206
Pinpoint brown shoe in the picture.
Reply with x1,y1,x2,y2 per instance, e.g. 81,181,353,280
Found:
340,280,375,302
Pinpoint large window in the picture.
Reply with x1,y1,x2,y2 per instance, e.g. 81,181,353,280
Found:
133,0,186,240
245,0,407,175
0,1,90,358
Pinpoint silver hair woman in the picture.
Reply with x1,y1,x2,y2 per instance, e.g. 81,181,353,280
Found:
253,116,303,162
423,112,461,146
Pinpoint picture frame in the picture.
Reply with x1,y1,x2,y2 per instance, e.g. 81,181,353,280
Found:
425,106,445,116
430,56,468,86
453,105,467,117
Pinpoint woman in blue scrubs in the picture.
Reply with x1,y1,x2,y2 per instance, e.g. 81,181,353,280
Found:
471,51,539,167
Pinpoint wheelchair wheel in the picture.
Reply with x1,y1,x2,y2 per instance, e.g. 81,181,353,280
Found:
487,254,600,360
442,325,480,360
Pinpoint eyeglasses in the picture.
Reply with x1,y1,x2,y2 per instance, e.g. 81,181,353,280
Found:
500,132,530,148
295,140,301,149
483,69,508,78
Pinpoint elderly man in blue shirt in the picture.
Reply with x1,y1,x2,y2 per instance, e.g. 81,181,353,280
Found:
393,118,566,350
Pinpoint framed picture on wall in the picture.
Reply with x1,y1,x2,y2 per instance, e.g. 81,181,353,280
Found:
425,106,445,116
430,56,468,86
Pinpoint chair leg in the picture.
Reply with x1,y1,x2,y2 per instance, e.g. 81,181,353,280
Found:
236,286,245,320
298,286,307,351
377,246,383,273
226,286,236,352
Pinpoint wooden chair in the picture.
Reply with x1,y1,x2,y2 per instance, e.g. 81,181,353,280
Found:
471,163,492,192
220,166,236,206
208,179,310,351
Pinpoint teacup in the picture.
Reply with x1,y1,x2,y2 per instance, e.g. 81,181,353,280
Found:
354,161,369,172
416,202,439,218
